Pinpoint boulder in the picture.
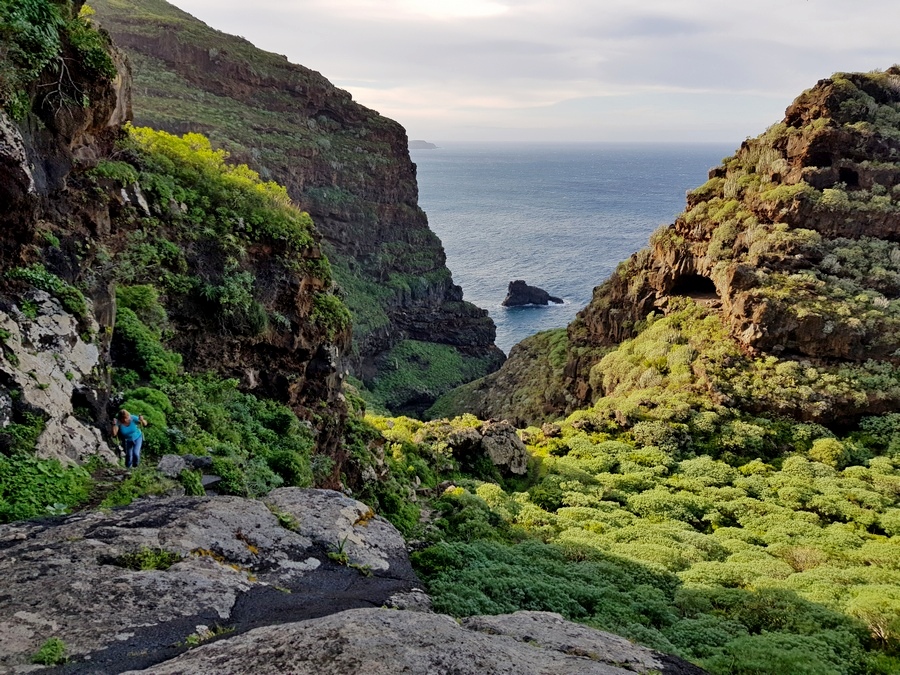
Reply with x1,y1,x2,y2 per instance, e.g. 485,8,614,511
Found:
0,489,422,673
437,421,529,476
120,609,706,675
502,280,563,307
157,454,215,479
480,420,528,475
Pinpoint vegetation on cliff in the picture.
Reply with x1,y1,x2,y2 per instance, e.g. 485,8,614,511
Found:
0,0,346,518
0,0,115,119
89,0,505,414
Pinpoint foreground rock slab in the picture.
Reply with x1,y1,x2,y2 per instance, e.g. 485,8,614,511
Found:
122,609,706,675
0,489,420,674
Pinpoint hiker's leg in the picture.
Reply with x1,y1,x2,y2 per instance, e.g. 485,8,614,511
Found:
131,435,143,468
125,439,136,468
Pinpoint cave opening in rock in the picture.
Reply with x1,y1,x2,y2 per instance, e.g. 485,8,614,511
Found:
808,152,833,168
838,167,859,187
670,274,719,302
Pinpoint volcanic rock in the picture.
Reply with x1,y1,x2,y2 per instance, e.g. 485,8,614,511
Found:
0,489,421,673
120,609,706,675
502,280,564,306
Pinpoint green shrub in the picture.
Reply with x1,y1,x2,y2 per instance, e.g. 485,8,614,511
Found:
179,469,205,496
66,6,116,79
31,637,67,666
114,547,183,571
127,126,316,253
311,292,351,341
7,264,87,319
89,159,139,185
112,307,181,381
100,467,173,508
0,449,91,523
116,285,168,332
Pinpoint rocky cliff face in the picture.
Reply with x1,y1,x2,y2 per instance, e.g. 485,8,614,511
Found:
442,69,900,427
0,0,351,470
89,0,505,414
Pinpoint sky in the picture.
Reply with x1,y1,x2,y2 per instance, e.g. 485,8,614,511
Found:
173,0,900,143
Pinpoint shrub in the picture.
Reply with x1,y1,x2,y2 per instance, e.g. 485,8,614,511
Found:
112,307,181,381
179,469,205,496
31,637,67,666
311,292,351,341
7,264,87,319
114,547,183,571
0,449,91,523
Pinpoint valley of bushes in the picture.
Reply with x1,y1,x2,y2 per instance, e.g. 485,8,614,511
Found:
1,2,899,674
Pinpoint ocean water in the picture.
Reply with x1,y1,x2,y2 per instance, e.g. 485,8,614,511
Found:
412,142,736,354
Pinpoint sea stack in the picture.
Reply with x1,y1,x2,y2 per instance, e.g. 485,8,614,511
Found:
502,280,564,307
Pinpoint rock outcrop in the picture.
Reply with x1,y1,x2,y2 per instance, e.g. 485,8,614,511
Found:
0,489,421,673
0,291,116,466
0,489,704,675
421,418,529,475
446,69,900,426
90,0,505,412
502,280,564,307
121,609,706,675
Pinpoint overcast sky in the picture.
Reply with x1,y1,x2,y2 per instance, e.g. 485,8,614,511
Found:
173,0,900,143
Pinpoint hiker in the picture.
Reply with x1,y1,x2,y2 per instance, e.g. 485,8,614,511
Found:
112,409,147,469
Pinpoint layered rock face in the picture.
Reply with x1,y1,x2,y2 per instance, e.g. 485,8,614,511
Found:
448,69,900,426
0,489,704,675
90,0,505,411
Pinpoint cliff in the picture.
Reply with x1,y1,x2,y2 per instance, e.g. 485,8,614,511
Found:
0,0,351,484
89,0,505,415
443,68,900,427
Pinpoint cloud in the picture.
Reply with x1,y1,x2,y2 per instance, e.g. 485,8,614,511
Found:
172,0,900,141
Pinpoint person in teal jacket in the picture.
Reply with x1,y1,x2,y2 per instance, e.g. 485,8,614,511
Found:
112,409,146,469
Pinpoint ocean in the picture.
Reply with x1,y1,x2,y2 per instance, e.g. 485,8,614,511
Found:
411,142,736,354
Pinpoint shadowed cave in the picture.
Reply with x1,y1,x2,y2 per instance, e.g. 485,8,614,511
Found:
670,274,719,302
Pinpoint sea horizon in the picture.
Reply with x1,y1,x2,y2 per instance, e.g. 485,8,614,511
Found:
412,140,737,353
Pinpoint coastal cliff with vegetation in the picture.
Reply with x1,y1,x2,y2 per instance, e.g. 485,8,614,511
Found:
440,68,900,428
1,2,899,673
88,0,505,416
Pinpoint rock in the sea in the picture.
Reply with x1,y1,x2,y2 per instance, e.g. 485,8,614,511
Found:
0,489,421,673
121,608,706,675
502,280,563,307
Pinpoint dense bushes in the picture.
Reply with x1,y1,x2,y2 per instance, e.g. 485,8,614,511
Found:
405,410,900,673
0,0,115,119
126,126,318,257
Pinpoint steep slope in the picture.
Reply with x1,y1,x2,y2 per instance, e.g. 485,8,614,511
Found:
0,0,351,487
89,0,505,415
442,68,900,427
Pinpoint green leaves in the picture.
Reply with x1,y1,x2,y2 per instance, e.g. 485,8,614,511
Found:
0,451,91,523
7,264,87,319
